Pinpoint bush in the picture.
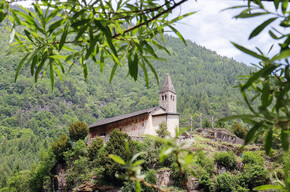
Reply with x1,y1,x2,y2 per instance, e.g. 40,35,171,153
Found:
119,181,135,192
145,169,157,185
239,164,270,190
232,122,246,139
196,150,215,176
214,151,237,170
88,137,104,161
236,185,249,192
216,172,236,192
101,129,135,184
144,169,157,192
69,121,89,141
171,163,187,189
51,133,71,162
156,122,170,138
199,174,214,192
242,151,264,166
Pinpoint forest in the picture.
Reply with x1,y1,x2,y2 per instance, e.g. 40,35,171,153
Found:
0,25,260,191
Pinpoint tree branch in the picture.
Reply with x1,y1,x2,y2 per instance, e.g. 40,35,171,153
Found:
112,0,188,38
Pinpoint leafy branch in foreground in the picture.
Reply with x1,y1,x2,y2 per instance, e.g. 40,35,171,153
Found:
221,0,289,191
110,128,194,192
0,0,195,89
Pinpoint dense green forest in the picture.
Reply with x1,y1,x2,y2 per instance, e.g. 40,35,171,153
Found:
0,24,254,189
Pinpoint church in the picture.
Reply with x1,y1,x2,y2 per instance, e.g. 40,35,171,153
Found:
88,73,179,139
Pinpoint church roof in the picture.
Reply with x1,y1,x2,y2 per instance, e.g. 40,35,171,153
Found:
160,73,176,94
89,106,163,128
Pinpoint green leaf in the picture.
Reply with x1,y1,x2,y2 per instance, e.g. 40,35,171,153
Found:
168,25,187,46
59,22,69,51
265,129,273,155
261,81,271,107
280,130,289,151
15,53,30,82
276,49,290,60
235,12,269,18
71,19,91,28
0,12,7,23
241,64,277,91
274,0,280,10
48,19,65,34
184,153,194,166
244,121,264,145
9,27,15,44
129,53,138,80
109,154,126,165
132,160,145,167
35,52,48,82
110,63,118,83
136,180,141,192
254,184,282,190
282,0,288,14
232,42,267,60
50,62,54,90
131,152,146,162
249,17,277,39
24,30,34,43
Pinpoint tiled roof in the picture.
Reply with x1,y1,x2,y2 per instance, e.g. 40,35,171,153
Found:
89,106,162,128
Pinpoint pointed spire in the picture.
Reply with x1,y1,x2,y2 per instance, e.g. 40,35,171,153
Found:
160,73,176,94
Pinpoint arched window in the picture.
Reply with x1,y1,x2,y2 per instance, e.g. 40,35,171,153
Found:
165,95,167,100
162,96,164,100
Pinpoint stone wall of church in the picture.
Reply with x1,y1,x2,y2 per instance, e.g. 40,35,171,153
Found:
89,114,149,139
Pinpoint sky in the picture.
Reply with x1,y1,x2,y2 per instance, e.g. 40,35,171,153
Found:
171,0,279,65
17,0,280,65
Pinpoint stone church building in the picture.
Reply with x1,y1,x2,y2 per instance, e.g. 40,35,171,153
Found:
88,73,179,139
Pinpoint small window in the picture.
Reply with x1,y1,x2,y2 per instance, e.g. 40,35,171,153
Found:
165,95,167,100
173,96,175,101
162,96,164,100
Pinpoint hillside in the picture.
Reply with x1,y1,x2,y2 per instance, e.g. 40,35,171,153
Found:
0,26,254,189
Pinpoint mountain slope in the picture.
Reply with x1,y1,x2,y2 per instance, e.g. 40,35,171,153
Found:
0,28,253,188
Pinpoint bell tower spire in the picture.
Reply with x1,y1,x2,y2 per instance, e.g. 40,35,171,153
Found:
159,73,177,113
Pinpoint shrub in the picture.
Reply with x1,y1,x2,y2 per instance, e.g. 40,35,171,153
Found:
236,185,249,192
144,169,157,192
145,169,157,185
232,122,246,139
216,172,237,192
199,174,214,192
196,150,215,176
239,164,270,190
214,151,237,170
119,181,135,192
156,122,170,138
101,129,135,183
242,151,264,166
88,137,104,161
51,133,71,162
69,121,89,141
171,162,187,189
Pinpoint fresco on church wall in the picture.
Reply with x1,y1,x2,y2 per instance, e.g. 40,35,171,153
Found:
89,114,149,138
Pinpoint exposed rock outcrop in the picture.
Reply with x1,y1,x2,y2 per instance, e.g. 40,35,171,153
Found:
51,163,67,192
195,128,244,145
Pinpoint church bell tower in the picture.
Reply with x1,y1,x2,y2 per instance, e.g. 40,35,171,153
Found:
159,73,177,113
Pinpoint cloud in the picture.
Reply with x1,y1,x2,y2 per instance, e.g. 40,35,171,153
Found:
172,0,277,65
